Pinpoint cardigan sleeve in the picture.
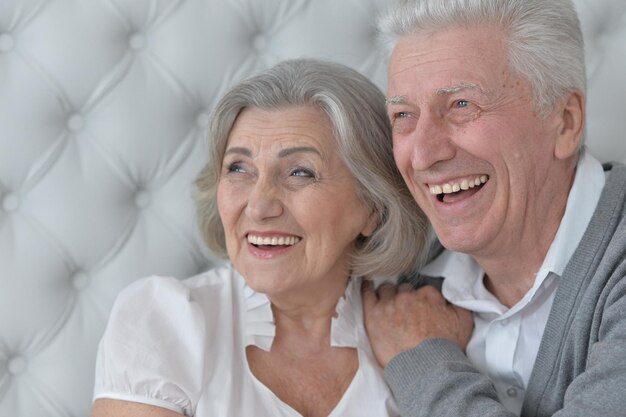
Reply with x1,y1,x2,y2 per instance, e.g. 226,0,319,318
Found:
384,338,516,417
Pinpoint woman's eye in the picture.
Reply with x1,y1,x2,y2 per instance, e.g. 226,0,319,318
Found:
225,162,246,173
290,167,315,178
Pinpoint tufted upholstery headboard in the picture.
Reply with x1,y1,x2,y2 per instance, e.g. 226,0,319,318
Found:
0,1,625,416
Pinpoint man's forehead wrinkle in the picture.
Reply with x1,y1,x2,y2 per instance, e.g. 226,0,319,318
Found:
392,52,473,79
394,52,442,70
396,41,477,60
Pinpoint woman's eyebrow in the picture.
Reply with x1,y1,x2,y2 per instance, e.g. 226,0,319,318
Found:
278,146,321,158
224,146,322,158
224,147,252,157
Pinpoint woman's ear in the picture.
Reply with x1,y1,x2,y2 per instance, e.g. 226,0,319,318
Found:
360,211,379,238
554,91,585,160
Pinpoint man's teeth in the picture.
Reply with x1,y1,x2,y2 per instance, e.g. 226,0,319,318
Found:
430,175,488,195
247,235,301,246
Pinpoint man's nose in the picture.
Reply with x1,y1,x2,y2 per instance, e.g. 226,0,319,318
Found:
408,112,456,171
244,176,284,221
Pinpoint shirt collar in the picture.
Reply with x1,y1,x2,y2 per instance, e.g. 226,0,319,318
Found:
421,250,484,302
242,275,362,352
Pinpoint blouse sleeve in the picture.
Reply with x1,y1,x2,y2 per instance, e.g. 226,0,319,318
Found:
93,275,207,416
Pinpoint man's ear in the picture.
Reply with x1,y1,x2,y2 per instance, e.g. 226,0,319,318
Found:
554,90,585,160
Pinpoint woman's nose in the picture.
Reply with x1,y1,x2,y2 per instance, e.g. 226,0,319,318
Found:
244,177,283,221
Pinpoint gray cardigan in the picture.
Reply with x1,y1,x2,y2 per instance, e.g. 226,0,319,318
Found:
385,162,626,417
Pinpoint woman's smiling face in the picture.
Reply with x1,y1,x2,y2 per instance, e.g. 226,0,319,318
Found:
217,106,376,298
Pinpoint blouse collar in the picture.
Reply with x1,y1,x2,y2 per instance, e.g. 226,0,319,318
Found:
242,276,362,352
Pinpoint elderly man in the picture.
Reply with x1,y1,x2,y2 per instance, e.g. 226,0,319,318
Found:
362,0,626,416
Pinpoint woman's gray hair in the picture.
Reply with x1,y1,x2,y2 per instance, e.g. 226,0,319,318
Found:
194,58,429,278
377,0,586,116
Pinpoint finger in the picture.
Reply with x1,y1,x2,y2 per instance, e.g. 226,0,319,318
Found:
416,285,445,304
376,282,398,300
398,282,414,293
452,305,474,325
361,280,377,311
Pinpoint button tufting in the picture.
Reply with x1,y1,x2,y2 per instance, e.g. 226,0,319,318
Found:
2,193,19,212
0,32,14,52
506,386,518,398
252,34,268,52
67,113,85,132
128,32,146,51
7,356,27,375
196,111,211,128
72,271,90,290
134,190,151,209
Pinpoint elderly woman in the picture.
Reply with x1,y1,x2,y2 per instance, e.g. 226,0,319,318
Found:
90,59,428,417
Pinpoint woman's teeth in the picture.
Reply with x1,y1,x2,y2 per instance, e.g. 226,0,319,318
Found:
247,235,301,246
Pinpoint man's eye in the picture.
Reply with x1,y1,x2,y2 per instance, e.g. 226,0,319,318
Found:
454,100,471,108
391,110,417,134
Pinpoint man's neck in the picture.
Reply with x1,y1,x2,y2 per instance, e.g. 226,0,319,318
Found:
477,211,563,308
476,161,578,308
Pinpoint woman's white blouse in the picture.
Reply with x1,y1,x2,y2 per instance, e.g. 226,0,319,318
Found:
93,265,399,417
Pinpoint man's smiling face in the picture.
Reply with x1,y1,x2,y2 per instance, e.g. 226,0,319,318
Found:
387,25,568,260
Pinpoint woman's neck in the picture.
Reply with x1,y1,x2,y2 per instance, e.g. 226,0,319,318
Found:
267,275,350,341
246,275,359,417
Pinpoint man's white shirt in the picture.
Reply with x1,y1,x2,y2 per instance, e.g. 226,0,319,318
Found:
420,150,605,415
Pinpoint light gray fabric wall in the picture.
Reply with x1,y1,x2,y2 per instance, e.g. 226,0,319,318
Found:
0,1,624,416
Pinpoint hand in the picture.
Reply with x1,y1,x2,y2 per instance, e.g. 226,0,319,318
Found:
362,281,473,368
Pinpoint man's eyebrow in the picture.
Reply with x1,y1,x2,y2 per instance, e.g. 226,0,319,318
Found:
385,83,485,105
436,82,485,96
386,95,408,106
278,146,321,158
